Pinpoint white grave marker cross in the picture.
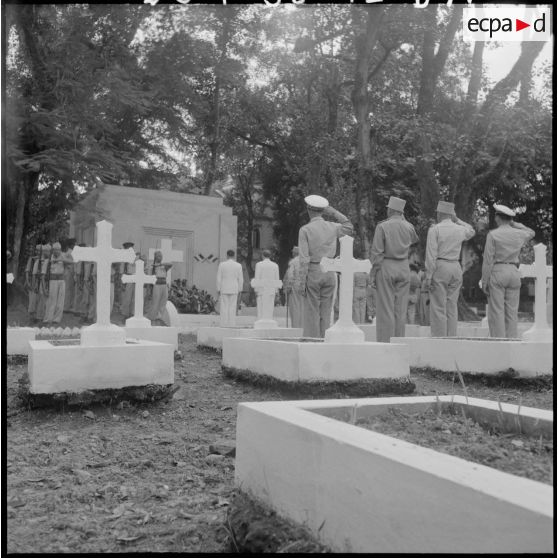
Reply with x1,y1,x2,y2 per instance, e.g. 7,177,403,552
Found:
121,259,156,328
72,221,135,328
320,235,371,343
519,243,553,342
149,238,183,286
250,276,283,328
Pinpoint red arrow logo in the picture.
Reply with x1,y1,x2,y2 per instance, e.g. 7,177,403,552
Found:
516,19,530,31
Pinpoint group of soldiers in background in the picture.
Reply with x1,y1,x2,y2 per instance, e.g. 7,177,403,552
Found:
282,194,534,342
24,239,172,327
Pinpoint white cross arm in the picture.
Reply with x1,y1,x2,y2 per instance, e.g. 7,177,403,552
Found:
251,278,283,289
149,239,183,263
519,264,553,279
72,246,136,264
320,256,371,274
121,272,156,285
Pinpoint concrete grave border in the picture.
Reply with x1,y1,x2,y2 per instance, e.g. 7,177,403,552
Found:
235,395,553,553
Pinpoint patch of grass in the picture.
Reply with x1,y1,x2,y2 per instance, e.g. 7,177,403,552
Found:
224,490,329,553
222,366,415,398
412,367,553,392
17,372,176,409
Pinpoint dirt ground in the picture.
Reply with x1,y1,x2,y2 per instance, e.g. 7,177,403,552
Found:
6,333,554,553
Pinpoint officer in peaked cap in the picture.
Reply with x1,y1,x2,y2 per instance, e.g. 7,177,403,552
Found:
43,241,72,326
370,196,418,342
297,194,353,337
481,203,535,338
425,200,475,337
25,244,43,321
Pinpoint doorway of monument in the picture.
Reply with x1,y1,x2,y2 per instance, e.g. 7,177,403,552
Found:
142,227,193,287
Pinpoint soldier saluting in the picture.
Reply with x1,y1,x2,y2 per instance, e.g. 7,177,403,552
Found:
370,196,418,343
297,195,353,338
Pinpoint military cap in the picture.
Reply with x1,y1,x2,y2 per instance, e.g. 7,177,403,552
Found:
123,239,135,248
304,195,329,210
387,196,406,212
494,204,515,217
436,200,455,215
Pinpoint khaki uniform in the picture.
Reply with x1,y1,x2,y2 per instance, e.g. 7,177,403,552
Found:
352,271,369,324
73,261,85,317
36,257,50,321
407,269,421,325
44,256,66,324
482,223,534,338
371,215,418,342
425,218,475,336
284,256,304,328
63,249,75,312
148,263,171,321
120,261,136,318
298,210,353,338
25,255,39,316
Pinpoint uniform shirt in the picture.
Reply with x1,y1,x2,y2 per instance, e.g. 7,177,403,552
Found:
48,255,66,276
254,259,280,283
481,224,535,287
217,259,244,294
298,209,353,284
425,218,475,281
353,271,370,291
370,215,418,277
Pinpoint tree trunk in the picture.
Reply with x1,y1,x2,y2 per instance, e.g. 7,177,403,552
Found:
350,7,385,256
12,172,39,281
415,6,462,223
450,41,485,218
204,9,234,195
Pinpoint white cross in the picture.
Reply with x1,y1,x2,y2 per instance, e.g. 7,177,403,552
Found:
149,238,183,286
250,276,283,325
121,259,156,327
72,221,135,327
320,235,371,343
519,243,553,342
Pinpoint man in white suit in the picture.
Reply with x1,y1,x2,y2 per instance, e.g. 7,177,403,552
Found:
216,249,244,327
252,249,282,327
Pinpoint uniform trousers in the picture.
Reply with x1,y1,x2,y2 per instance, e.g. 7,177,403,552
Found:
488,264,521,339
303,265,336,338
219,293,238,327
63,269,75,312
376,259,410,343
44,280,65,324
287,290,304,328
407,293,418,324
148,284,168,321
352,287,367,324
121,283,134,318
28,288,38,315
429,261,462,337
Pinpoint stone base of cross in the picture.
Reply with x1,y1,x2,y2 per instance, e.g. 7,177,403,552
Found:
251,277,282,330
321,235,371,344
519,243,553,343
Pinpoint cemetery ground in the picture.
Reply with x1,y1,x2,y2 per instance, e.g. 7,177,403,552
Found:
6,334,554,554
